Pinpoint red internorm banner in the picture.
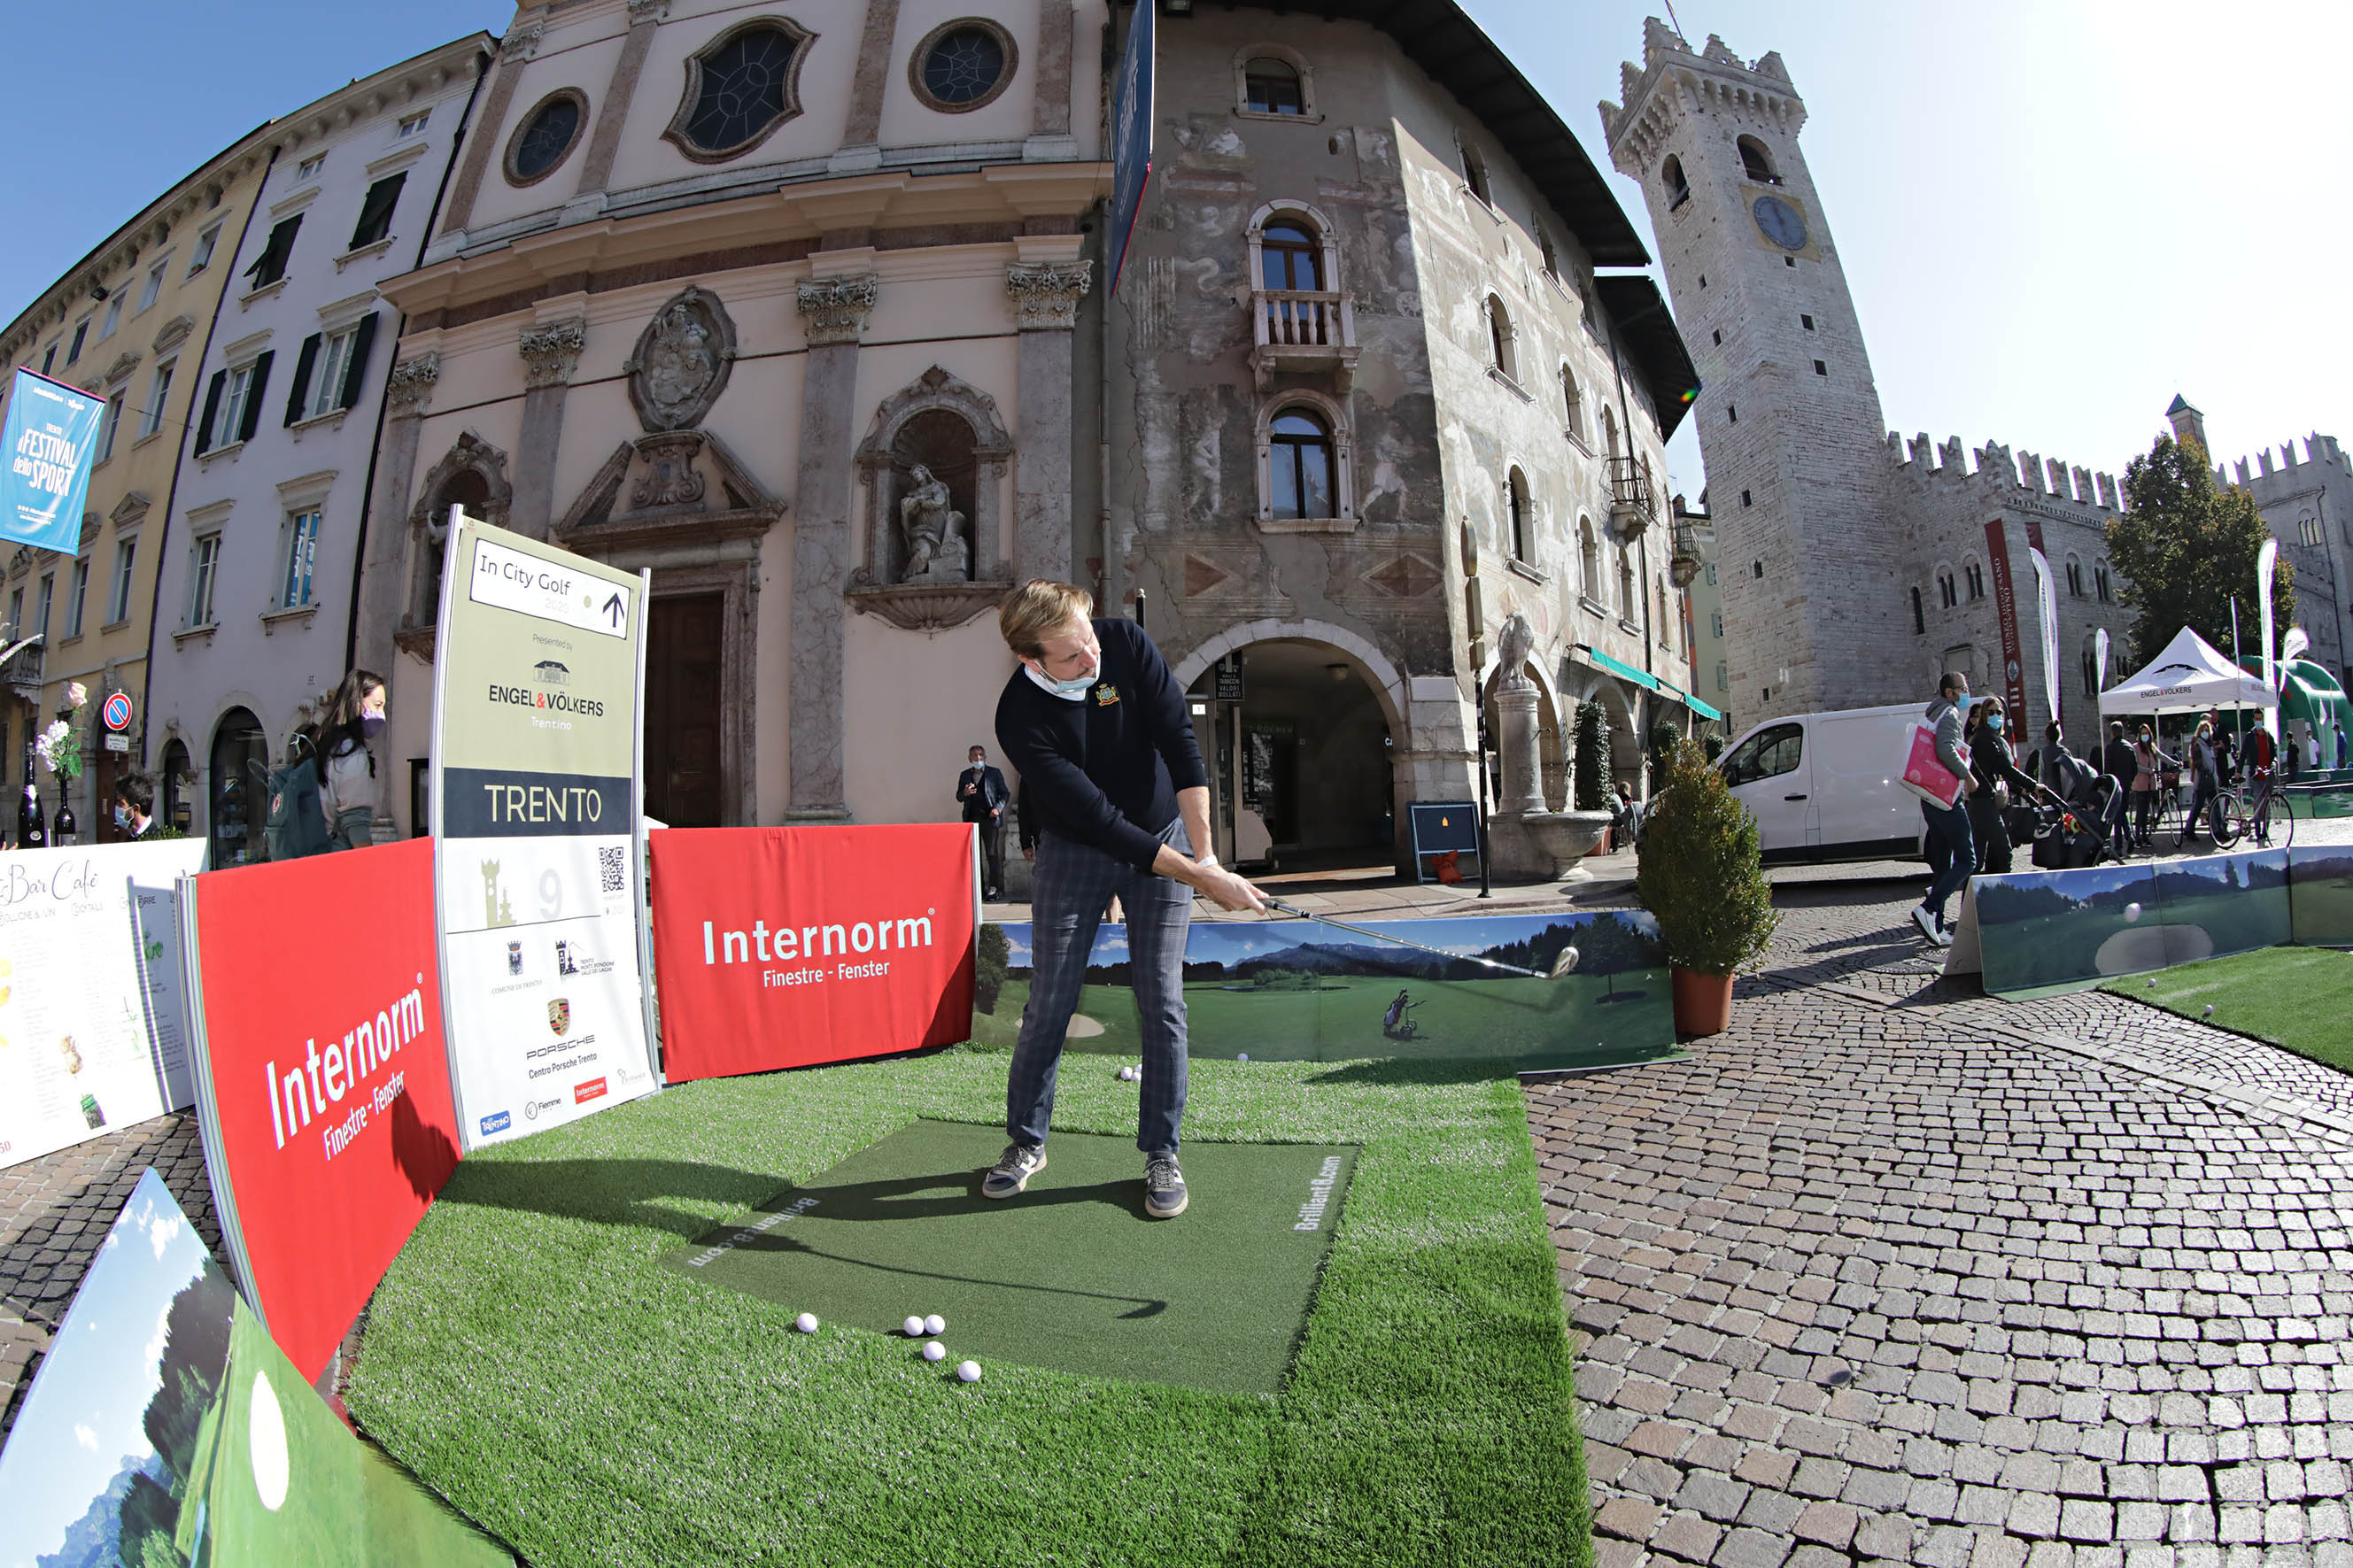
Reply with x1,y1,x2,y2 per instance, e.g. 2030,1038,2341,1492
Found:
188,837,462,1382
648,826,978,1081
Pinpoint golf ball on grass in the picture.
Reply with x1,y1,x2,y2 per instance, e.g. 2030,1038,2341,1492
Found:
956,1360,982,1383
2203,1005,2215,1018
923,1340,947,1363
1236,1052,1249,1062
924,1313,945,1335
794,1312,817,1333
903,1316,925,1337
2125,902,2142,923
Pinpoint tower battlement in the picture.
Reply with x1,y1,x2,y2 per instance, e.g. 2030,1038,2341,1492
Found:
2215,434,2349,490
1600,20,1803,173
1886,433,2124,515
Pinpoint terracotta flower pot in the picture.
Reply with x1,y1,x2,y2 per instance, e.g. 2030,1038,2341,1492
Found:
1670,967,1734,1037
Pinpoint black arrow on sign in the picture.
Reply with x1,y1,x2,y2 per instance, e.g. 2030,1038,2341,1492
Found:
603,591,624,627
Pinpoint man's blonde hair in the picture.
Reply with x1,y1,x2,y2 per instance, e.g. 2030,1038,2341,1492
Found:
999,580,1095,659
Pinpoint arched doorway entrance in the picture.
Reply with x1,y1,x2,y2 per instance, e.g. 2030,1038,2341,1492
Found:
207,708,267,868
1184,638,1396,872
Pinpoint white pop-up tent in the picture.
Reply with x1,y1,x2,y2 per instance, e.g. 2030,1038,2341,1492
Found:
2098,625,2274,715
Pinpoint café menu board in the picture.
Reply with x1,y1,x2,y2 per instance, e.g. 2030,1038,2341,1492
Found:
429,518,658,1149
0,838,206,1169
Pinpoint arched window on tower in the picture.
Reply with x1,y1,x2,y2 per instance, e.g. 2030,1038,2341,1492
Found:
1738,135,1779,186
1537,229,1560,279
1600,404,1620,458
1243,56,1304,115
1663,154,1691,210
1578,515,1599,599
2094,560,2113,602
1616,544,1636,616
1460,140,1490,204
1260,220,1321,291
2065,555,2086,598
1267,406,1335,521
1560,367,1583,444
1486,296,1515,381
1506,468,1531,562
2082,633,2103,696
1965,559,1986,601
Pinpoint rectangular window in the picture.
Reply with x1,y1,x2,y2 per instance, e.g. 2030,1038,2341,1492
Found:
279,509,321,608
306,328,357,420
107,540,136,623
396,111,430,139
66,318,89,364
349,174,406,250
245,215,302,290
1704,561,1717,585
1715,661,1730,692
6,588,20,642
298,153,326,180
1801,314,1815,330
1739,490,1752,507
1712,612,1724,637
34,573,53,637
98,295,123,341
96,387,128,462
213,362,256,448
1813,359,1827,375
65,558,89,638
139,360,174,438
1727,405,1738,423
187,534,221,627
1711,328,1722,345
41,343,57,373
189,222,222,274
138,258,169,311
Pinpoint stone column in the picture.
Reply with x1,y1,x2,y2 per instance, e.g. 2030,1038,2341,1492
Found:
830,0,902,174
1492,681,1546,817
512,318,586,540
570,0,670,209
354,352,439,831
1006,261,1090,584
435,24,543,243
1023,0,1077,162
786,274,878,822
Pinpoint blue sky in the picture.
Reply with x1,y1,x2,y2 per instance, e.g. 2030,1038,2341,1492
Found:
0,1170,212,1568
6,1,2345,502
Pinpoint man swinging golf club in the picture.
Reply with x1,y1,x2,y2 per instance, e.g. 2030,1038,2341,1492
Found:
987,582,1267,1218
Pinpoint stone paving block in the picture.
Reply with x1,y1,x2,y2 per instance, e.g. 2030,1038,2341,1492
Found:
1653,1509,1726,1564
1713,1526,1794,1568
1594,1495,1660,1541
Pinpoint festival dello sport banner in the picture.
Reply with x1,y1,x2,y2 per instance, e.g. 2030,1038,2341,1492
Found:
648,825,979,1080
2,367,106,552
430,515,657,1148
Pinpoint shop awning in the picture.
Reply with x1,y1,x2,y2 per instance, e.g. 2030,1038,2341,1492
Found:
1576,645,1659,692
1660,684,1723,722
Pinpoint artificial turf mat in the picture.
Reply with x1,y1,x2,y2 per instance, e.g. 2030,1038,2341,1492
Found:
2101,946,2353,1070
343,1047,1591,1568
663,1120,1355,1394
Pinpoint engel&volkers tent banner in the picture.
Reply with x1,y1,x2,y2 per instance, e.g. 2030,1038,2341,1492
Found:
648,825,979,1080
430,515,657,1149
0,838,205,1170
2,367,106,552
182,837,465,1384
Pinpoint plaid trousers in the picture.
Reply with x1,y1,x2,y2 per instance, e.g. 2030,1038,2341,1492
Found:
1007,820,1193,1155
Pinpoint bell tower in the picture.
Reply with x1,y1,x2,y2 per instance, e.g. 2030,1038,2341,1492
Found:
1602,21,1908,721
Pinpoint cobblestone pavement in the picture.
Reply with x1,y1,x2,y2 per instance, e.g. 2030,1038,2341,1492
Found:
1530,879,2353,1568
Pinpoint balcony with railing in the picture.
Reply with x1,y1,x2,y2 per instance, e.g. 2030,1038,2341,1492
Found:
1250,289,1359,391
1607,455,1655,539
2,630,44,701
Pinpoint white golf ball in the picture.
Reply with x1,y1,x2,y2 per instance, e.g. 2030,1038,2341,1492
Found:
794,1312,817,1333
2202,1004,2215,1017
956,1360,983,1383
924,1313,945,1335
922,1340,947,1363
2125,902,2142,923
903,1315,925,1338
1117,1065,1134,1082
1236,1052,1249,1062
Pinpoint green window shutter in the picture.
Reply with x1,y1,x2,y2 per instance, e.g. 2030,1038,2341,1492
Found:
350,174,406,249
192,369,226,455
337,314,380,411
284,334,321,427
239,351,274,444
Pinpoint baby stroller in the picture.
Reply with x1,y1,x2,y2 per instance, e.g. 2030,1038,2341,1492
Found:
2027,795,2109,869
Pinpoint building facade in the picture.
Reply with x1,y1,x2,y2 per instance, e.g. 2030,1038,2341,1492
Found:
145,38,492,867
0,129,278,843
2180,397,2353,687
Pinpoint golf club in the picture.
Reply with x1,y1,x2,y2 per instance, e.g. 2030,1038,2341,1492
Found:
1261,896,1579,979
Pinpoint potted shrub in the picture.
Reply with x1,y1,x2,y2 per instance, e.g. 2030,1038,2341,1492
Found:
1635,736,1778,1036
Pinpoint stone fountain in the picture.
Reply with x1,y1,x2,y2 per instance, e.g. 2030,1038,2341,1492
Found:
1483,614,1614,882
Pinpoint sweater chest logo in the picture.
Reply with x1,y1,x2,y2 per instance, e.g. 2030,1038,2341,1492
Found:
1093,683,1119,706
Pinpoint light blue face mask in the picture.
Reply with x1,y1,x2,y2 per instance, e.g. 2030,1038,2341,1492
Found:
1025,664,1095,702
1986,715,2004,732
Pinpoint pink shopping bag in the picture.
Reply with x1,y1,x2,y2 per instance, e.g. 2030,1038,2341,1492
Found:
1898,721,1968,808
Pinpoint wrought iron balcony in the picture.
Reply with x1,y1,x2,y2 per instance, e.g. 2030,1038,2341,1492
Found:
1607,455,1655,539
2,631,44,702
1668,517,1704,586
1250,289,1359,391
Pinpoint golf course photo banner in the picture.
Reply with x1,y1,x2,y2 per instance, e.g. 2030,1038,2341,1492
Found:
430,515,656,1149
0,1170,512,1567
0,838,205,1170
647,823,979,1081
2,366,106,552
182,838,467,1383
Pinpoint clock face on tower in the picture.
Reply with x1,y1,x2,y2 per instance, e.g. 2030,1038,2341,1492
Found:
1752,194,1807,251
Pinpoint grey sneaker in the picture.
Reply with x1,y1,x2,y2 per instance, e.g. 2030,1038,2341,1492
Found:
1909,904,1939,944
982,1141,1046,1200
1143,1153,1188,1219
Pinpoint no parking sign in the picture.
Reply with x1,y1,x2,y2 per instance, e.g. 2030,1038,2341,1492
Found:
101,690,131,753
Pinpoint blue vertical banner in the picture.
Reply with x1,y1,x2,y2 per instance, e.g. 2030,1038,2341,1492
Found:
1105,0,1157,298
1,367,105,552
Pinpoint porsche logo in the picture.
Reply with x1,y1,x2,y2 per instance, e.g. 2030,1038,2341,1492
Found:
548,999,572,1036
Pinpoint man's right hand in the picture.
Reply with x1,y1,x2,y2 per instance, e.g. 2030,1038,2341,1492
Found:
1192,861,1267,914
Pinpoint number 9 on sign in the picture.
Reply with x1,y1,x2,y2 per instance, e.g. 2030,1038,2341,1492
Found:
539,869,564,918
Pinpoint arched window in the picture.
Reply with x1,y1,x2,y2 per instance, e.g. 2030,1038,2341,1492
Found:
1260,220,1321,290
1268,407,1334,521
1560,367,1583,441
2065,555,2085,598
1506,468,1531,561
1964,559,1986,600
1486,296,1514,380
1242,56,1304,115
1460,141,1489,204
159,738,191,833
1911,586,1925,635
2094,561,2112,602
208,708,267,869
1537,230,1560,278
1616,545,1637,614
1738,135,1778,185
2082,634,2102,696
1663,154,1691,209
1600,404,1619,458
1937,566,1957,608
1578,516,1599,597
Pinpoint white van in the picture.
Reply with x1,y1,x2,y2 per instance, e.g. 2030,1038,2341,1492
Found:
1715,703,1928,864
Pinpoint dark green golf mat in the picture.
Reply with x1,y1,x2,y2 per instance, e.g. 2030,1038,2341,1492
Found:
662,1119,1355,1394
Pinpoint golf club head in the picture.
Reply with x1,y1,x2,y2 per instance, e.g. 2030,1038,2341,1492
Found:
1548,946,1581,978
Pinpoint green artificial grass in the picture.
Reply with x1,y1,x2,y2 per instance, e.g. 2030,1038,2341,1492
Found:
2102,946,2353,1070
344,1047,1590,1568
663,1120,1356,1394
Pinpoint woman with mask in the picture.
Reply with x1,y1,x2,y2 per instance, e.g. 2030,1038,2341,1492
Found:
2187,718,2224,843
1963,697,2055,874
313,668,386,852
2128,724,2177,847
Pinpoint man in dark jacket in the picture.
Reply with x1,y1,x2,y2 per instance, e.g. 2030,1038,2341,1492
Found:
2101,722,2139,860
987,581,1265,1220
956,745,1011,899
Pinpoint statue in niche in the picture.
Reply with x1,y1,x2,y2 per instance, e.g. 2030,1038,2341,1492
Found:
898,464,970,582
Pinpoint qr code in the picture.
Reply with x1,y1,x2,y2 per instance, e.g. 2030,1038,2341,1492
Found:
598,846,627,893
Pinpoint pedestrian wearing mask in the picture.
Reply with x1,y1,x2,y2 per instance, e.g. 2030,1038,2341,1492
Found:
2187,719,2224,843
1910,670,1976,946
313,669,386,852
1963,698,2056,875
2129,725,2176,847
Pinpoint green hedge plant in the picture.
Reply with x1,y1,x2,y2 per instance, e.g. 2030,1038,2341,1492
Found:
1572,701,1610,810
1635,737,1778,976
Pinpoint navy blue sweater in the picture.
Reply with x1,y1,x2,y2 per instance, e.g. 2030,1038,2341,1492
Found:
994,619,1208,872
